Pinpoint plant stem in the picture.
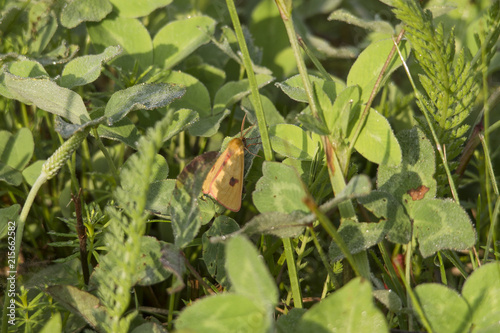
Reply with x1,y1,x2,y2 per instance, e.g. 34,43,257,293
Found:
226,0,273,162
282,238,303,308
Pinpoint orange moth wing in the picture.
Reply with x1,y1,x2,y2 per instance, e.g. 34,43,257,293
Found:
202,138,245,212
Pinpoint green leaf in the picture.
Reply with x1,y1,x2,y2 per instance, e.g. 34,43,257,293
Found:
45,285,106,330
347,38,410,102
357,191,411,244
296,113,330,135
349,108,402,166
253,162,309,213
0,128,34,170
60,45,122,88
242,211,307,238
462,262,500,331
268,124,320,160
134,237,175,287
164,109,200,142
202,216,240,287
1,71,89,124
249,0,295,78
414,284,471,333
87,15,153,71
0,162,22,186
97,116,141,148
39,313,62,333
153,16,216,69
276,308,307,333
104,83,185,124
170,151,217,248
60,0,113,29
411,198,476,258
145,179,175,214
22,160,45,186
226,236,278,309
28,2,58,54
164,71,211,117
298,277,388,332
0,205,20,240
377,127,437,200
241,95,285,126
276,74,345,103
373,289,402,313
329,219,389,262
175,294,271,333
328,9,394,34
188,109,231,137
328,85,361,138
212,74,274,114
131,322,167,333
123,153,168,183
108,0,172,18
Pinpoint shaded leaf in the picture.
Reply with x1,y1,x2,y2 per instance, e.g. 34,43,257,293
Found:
298,277,388,332
188,109,230,137
1,71,89,124
347,38,410,102
378,127,437,200
242,210,307,238
104,83,185,124
146,179,175,215
0,205,20,239
276,74,344,103
108,0,172,18
60,45,122,88
171,151,217,248
226,236,278,309
268,124,320,160
45,285,105,330
176,294,271,333
328,9,394,34
87,15,153,71
212,74,274,114
202,216,240,287
0,128,34,170
60,0,113,29
373,289,402,313
329,219,388,262
350,108,402,166
415,284,471,333
253,162,309,213
411,198,476,258
153,16,216,69
462,262,500,331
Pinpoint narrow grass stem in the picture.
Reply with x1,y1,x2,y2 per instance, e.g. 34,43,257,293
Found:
275,0,318,117
310,227,340,290
303,196,360,277
226,0,273,162
282,237,303,308
396,263,434,333
346,29,406,170
436,252,447,285
92,128,118,184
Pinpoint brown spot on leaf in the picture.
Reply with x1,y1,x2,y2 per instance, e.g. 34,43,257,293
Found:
407,185,429,201
229,177,239,187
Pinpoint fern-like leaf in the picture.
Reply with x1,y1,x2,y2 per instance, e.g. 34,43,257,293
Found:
391,0,500,195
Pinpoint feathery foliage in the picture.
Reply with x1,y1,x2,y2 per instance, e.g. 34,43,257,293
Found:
90,115,173,332
391,0,500,194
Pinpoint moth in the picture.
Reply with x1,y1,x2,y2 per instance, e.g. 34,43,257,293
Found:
202,116,257,212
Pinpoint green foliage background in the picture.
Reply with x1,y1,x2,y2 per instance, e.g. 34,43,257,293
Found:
0,0,499,332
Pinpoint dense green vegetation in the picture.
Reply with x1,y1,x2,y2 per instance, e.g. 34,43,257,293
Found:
1,0,499,332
